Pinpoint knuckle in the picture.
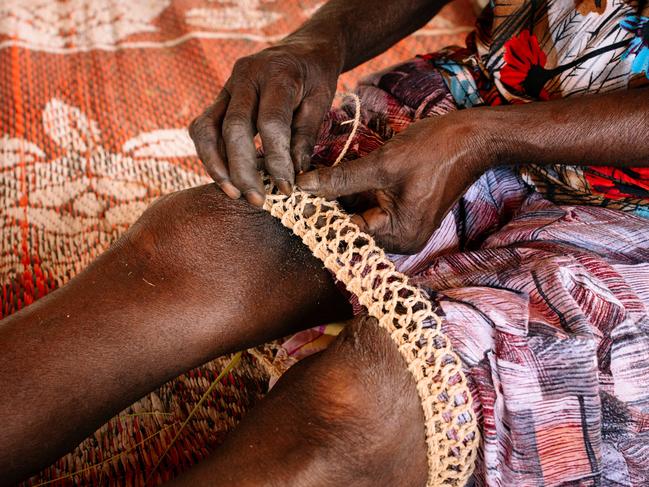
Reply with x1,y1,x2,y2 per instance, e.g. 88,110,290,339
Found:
188,115,206,140
336,166,352,189
258,116,290,137
269,76,301,98
326,167,349,196
232,56,253,74
266,50,302,73
265,156,292,174
221,125,240,142
222,114,249,137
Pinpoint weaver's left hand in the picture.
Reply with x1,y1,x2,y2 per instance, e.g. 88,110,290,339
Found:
296,111,494,254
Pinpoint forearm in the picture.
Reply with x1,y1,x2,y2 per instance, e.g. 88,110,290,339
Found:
0,185,349,484
284,0,452,72
480,88,649,169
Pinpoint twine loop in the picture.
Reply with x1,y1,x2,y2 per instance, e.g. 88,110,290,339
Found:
261,93,480,486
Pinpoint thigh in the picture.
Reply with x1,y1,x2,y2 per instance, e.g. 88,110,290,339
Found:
168,315,428,487
14,185,353,486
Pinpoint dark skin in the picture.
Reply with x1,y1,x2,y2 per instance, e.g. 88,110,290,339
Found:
3,0,649,485
189,0,452,205
190,0,649,253
0,186,426,486
168,316,427,487
0,186,348,484
298,89,649,252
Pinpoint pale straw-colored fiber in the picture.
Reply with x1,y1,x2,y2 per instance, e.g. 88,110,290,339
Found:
261,94,480,486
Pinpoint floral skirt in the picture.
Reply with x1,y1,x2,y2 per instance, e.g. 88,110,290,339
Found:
273,57,649,486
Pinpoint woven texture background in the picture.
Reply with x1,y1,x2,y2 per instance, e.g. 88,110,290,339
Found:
0,1,474,485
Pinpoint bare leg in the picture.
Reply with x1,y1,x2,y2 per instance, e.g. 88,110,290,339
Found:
0,184,351,484
169,316,428,487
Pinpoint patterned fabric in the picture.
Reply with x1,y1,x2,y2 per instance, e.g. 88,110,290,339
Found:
276,58,649,486
475,1,648,101
3,1,648,485
418,172,649,487
0,1,472,485
426,0,649,215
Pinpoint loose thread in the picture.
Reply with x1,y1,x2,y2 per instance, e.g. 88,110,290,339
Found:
32,422,180,487
144,352,243,486
333,92,361,166
262,92,480,486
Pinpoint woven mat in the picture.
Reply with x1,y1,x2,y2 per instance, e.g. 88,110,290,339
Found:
0,1,474,485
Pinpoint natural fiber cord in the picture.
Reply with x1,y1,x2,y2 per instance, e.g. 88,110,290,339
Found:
262,93,478,485
262,184,479,486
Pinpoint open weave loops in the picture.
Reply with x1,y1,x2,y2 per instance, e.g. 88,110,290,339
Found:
263,182,480,486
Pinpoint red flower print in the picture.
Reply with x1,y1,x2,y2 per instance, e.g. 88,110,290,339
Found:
500,30,551,100
500,30,632,100
585,166,649,200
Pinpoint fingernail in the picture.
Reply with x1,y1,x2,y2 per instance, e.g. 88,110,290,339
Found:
300,153,312,173
350,214,369,232
276,179,293,196
244,190,265,207
220,181,241,199
296,171,318,193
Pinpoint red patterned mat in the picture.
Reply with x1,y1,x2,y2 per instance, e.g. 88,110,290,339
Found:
0,1,474,485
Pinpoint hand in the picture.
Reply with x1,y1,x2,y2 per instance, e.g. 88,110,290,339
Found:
296,111,494,254
189,40,342,207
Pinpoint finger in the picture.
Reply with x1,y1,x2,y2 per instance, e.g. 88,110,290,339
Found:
349,206,396,252
353,207,390,235
339,191,377,214
189,91,241,199
353,200,424,254
222,83,265,207
291,91,332,174
296,154,384,199
352,207,407,253
257,82,299,195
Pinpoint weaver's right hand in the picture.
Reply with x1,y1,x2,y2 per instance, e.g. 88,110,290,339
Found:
189,40,342,207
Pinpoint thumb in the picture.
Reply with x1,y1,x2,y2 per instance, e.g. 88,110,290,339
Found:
296,154,383,199
351,206,391,236
355,197,424,254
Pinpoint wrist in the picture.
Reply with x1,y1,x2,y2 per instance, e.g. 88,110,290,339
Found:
440,108,503,177
462,106,517,172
